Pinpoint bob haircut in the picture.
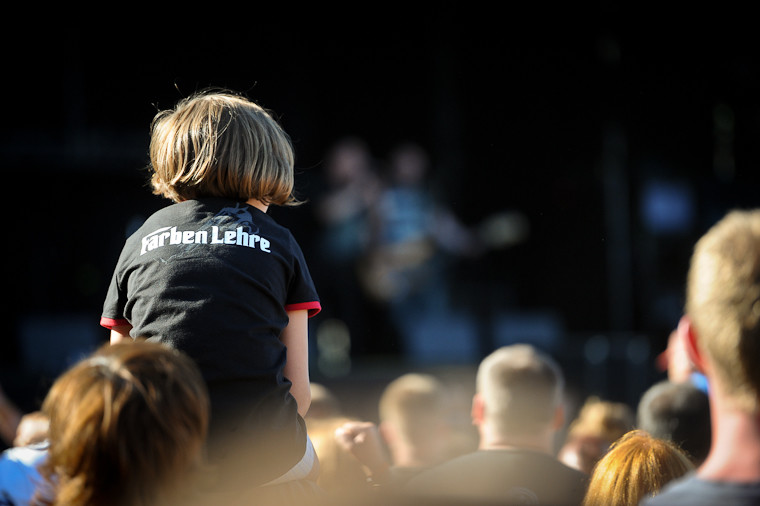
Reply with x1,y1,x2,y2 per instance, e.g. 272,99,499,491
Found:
582,430,694,506
36,341,210,506
148,89,299,206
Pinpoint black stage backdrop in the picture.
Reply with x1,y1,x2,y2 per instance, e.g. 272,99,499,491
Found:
1,5,758,413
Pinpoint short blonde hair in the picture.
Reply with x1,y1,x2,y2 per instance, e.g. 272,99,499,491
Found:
582,430,694,506
686,209,760,411
37,342,209,506
476,344,563,436
567,396,634,444
559,397,635,474
148,89,298,205
378,373,447,445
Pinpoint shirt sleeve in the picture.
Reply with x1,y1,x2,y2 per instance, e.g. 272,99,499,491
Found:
285,301,322,317
100,246,132,329
286,235,321,318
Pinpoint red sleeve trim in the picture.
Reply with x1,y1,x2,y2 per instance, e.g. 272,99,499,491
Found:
285,301,322,318
100,317,130,329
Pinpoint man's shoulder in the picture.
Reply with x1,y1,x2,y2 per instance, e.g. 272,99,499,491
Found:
408,448,585,477
644,474,760,505
404,449,587,504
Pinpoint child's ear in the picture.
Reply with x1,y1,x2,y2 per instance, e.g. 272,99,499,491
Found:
678,315,706,373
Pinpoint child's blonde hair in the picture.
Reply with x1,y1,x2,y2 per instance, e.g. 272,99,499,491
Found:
148,90,299,205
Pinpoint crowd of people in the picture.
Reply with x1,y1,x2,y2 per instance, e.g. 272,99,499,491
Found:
0,87,759,505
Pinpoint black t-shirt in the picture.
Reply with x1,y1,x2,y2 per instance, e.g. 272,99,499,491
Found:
101,198,321,485
403,449,589,505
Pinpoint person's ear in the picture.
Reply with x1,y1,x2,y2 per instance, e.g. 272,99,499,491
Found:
378,420,395,445
471,393,485,425
552,403,565,431
678,315,706,373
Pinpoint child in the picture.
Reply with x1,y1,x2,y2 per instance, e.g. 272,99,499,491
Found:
100,90,322,491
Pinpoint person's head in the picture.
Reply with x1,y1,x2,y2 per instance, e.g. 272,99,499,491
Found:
388,142,429,186
566,397,634,445
325,136,374,186
558,397,634,474
378,373,450,465
38,341,209,506
582,430,694,506
149,89,298,206
474,344,564,440
684,209,760,412
637,380,711,465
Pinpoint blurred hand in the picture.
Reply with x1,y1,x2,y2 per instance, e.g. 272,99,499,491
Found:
334,420,390,479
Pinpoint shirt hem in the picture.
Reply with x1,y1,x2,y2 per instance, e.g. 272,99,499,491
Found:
100,317,130,329
285,301,321,317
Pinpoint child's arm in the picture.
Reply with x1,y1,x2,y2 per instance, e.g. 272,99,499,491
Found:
281,309,311,417
109,324,133,344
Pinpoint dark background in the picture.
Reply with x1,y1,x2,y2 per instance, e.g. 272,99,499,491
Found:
2,6,759,419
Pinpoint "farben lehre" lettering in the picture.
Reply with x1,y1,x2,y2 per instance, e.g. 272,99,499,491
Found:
141,226,271,255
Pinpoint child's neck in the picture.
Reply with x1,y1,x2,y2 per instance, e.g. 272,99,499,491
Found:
246,198,269,213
